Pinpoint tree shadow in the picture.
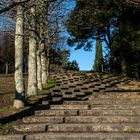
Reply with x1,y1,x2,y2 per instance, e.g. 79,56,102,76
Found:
0,94,51,125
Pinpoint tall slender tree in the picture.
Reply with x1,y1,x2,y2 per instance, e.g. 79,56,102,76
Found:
27,1,37,96
13,3,25,109
93,39,103,72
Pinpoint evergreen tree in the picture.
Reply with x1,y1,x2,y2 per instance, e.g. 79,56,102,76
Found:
66,0,140,78
93,39,103,72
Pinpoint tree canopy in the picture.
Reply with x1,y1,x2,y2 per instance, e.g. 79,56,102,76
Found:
66,0,140,78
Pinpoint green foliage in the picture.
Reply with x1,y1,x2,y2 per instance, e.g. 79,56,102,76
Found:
93,39,103,72
66,60,79,71
66,0,140,78
50,47,79,71
50,47,70,67
42,80,56,90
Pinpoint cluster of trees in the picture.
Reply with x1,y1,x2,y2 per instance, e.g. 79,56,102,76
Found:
0,0,80,109
0,33,79,74
1,0,139,108
0,33,14,74
66,0,140,78
50,48,79,71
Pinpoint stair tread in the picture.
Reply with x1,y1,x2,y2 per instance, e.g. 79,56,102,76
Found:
25,133,140,140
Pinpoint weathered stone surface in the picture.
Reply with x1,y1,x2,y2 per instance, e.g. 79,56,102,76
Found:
26,133,140,140
0,135,24,140
79,109,140,116
65,116,140,123
23,116,64,123
91,104,140,109
14,124,46,133
35,110,78,116
9,72,140,139
64,100,140,105
50,105,89,110
48,123,140,132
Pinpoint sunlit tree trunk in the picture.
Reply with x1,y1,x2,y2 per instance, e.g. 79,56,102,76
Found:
13,4,25,109
41,51,47,84
39,0,48,85
37,50,42,90
27,2,37,96
46,34,51,81
5,63,8,74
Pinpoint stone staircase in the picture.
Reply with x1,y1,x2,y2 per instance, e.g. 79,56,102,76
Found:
1,71,140,140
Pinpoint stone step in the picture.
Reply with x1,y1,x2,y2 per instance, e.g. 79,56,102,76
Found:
105,89,140,92
50,105,90,110
23,116,64,124
24,133,140,140
79,109,140,116
50,97,63,104
64,100,140,105
89,95,140,100
62,94,76,99
52,92,62,97
0,135,24,140
65,116,140,123
14,124,46,133
91,104,140,109
48,123,140,133
35,110,78,116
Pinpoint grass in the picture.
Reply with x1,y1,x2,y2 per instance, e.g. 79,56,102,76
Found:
126,128,135,133
0,75,56,135
0,120,21,135
42,80,56,89
27,80,56,104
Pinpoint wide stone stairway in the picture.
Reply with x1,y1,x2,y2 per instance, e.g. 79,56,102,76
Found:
1,71,140,140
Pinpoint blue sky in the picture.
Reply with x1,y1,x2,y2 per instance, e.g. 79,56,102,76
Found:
69,42,107,71
69,42,96,70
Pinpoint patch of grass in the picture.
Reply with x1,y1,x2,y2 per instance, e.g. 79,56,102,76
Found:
126,128,135,133
42,80,56,90
0,108,18,113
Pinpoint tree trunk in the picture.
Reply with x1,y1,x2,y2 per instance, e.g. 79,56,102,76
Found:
5,63,8,74
27,3,37,96
37,51,42,90
46,41,50,81
121,59,127,75
13,4,25,109
41,52,47,84
38,0,48,85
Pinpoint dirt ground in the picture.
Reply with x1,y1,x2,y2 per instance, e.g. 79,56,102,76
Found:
0,74,28,119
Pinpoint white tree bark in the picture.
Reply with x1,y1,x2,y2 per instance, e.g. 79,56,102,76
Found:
37,50,42,90
5,63,8,74
41,51,47,84
27,3,37,96
13,4,25,109
38,0,48,85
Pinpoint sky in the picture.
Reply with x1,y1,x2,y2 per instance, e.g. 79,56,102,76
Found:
69,43,96,71
69,42,107,71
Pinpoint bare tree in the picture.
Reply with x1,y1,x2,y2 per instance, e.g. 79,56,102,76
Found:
13,3,25,109
27,0,37,96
